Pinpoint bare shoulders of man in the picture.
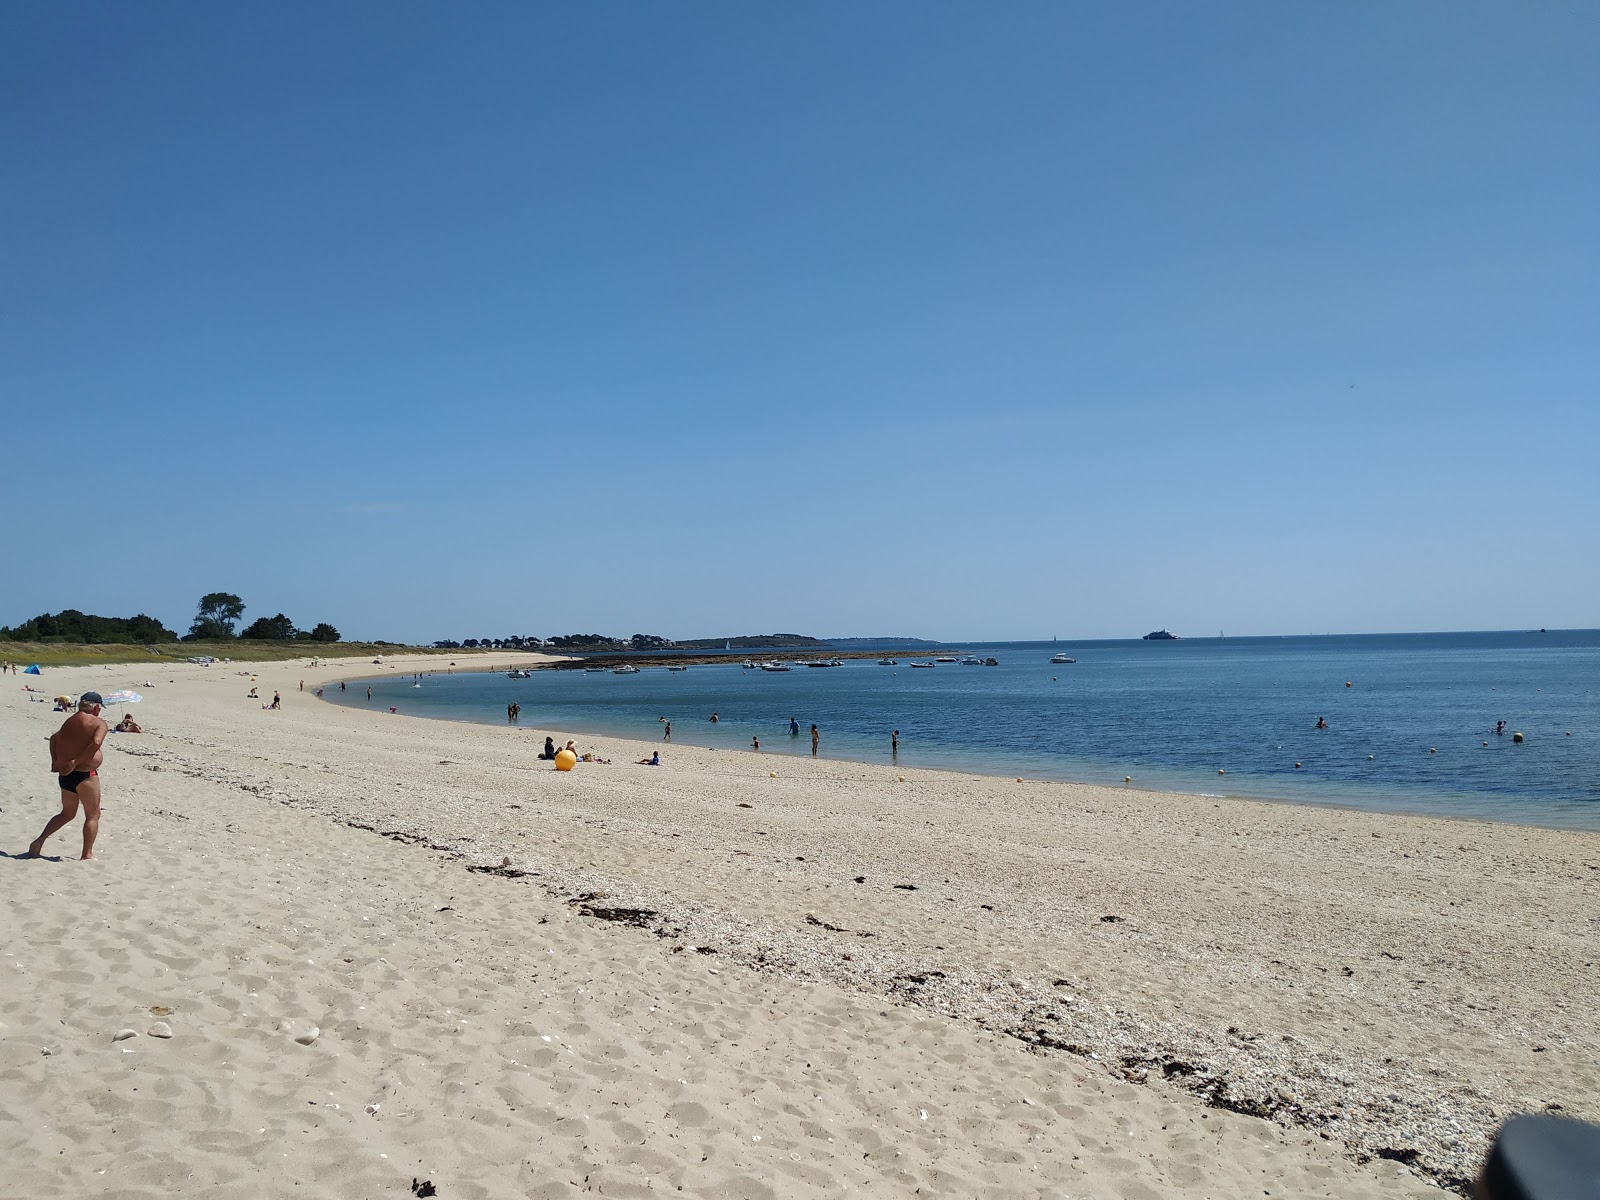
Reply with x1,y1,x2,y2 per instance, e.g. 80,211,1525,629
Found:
51,711,108,774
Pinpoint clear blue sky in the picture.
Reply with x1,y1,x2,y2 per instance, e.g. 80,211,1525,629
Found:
4,2,1596,642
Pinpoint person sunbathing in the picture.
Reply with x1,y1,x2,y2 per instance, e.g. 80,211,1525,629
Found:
114,714,143,733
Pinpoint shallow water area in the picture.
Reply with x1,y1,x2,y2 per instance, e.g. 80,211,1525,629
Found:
331,630,1600,830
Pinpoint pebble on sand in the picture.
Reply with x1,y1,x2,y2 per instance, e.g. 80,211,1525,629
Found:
148,1022,174,1039
294,1025,321,1045
113,1029,138,1042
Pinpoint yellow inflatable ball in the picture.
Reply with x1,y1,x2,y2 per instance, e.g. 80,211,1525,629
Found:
554,749,577,771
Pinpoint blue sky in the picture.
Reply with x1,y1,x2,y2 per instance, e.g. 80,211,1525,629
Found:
4,2,1596,642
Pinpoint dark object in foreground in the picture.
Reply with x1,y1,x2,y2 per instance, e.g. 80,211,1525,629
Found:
411,1179,437,1198
1477,1115,1599,1200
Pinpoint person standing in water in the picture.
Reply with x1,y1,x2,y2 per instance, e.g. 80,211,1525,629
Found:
891,730,899,756
751,736,760,751
789,717,800,736
663,721,671,742
30,693,108,860
367,686,372,701
811,724,819,756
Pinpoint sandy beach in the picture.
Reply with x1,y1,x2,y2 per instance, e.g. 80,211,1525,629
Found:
3,652,1594,1198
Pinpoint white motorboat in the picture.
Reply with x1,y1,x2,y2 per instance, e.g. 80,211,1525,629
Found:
666,665,688,672
1050,653,1075,664
909,660,936,669
759,661,791,672
612,665,641,674
960,655,984,665
877,658,898,666
935,656,958,663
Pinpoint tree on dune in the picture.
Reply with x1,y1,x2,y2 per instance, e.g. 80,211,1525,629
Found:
306,623,340,643
186,592,245,640
240,613,298,640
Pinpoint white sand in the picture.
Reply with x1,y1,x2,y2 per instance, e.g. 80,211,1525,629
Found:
3,651,1594,1197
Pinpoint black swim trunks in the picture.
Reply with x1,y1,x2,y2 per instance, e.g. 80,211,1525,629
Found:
58,769,96,793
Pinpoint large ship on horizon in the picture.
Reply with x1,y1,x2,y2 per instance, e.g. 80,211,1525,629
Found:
1142,629,1179,640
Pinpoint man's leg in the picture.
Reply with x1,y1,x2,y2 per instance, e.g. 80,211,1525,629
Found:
28,791,80,857
77,777,102,860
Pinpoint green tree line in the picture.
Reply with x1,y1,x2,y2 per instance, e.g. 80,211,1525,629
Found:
3,593,340,644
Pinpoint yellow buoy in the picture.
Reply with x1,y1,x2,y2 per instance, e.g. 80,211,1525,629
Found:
1217,768,1225,775
1512,732,1524,743
1124,776,1132,783
554,749,577,771
1294,762,1301,769
1429,747,1437,754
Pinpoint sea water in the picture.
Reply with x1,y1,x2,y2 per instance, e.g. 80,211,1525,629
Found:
329,631,1600,830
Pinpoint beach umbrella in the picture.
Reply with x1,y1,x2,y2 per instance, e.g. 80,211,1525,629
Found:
101,690,142,706
24,664,41,674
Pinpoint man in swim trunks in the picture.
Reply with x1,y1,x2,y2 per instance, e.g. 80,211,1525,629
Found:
30,692,109,860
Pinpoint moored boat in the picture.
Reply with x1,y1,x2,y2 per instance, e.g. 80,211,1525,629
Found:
1050,652,1075,664
909,660,936,669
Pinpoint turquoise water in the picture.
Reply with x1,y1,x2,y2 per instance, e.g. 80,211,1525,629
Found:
330,631,1600,830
